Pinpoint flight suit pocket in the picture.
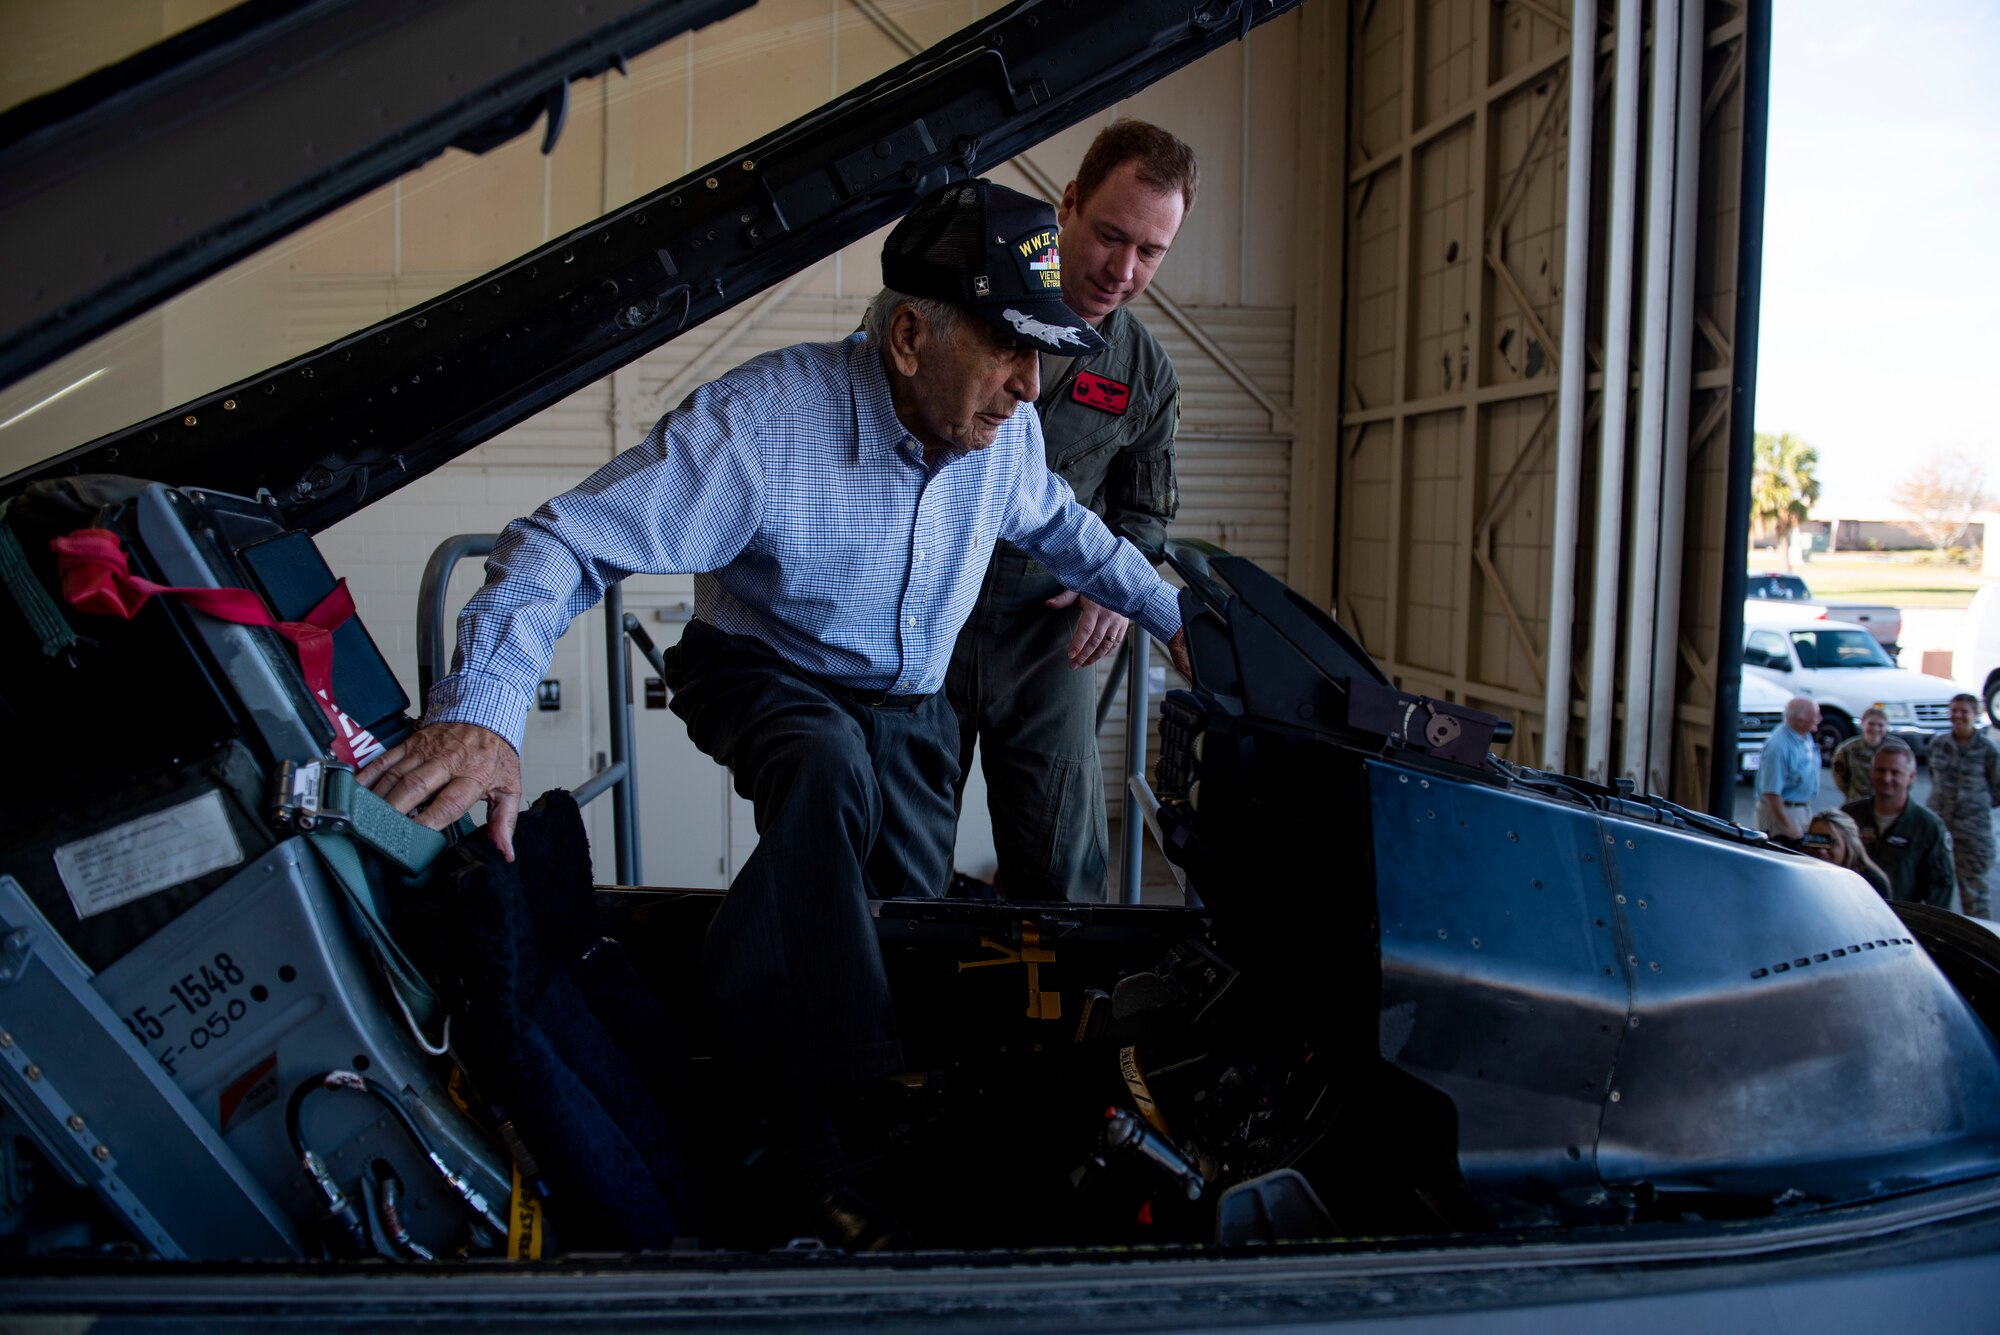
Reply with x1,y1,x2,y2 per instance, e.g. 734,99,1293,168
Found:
1054,428,1123,480
1120,450,1179,519
1029,751,1108,902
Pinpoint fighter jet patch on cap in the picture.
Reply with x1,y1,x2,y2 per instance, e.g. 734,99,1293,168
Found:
1072,371,1130,416
1012,228,1064,292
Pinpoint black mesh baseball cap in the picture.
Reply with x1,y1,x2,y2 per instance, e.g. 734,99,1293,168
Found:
881,178,1108,356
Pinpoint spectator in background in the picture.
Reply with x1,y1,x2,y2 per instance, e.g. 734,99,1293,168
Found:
1844,738,1956,910
1802,808,1893,901
1925,694,1999,918
1755,696,1821,842
1831,706,1889,803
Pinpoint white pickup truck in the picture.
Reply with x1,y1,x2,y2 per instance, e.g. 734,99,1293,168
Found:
1742,611,1961,760
1955,583,2000,727
1745,571,1901,656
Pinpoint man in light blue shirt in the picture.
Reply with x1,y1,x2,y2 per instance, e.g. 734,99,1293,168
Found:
360,181,1188,1248
1756,695,1822,840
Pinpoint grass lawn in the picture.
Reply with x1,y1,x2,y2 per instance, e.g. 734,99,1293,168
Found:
1747,552,1988,607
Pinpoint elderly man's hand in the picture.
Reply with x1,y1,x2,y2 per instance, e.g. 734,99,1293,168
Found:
1047,590,1131,668
1167,628,1192,682
359,721,524,860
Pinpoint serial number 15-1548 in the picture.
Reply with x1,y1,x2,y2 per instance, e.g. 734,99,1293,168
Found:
120,952,252,1074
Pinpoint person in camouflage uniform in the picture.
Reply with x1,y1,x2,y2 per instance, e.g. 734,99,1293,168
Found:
1926,694,2000,918
1831,706,1889,803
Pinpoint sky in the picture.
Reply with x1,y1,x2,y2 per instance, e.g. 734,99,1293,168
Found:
1757,0,2000,519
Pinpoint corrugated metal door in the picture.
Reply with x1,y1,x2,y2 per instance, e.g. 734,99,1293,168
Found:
1314,0,1758,809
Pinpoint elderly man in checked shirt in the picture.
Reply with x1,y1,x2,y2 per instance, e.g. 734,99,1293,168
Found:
359,180,1189,1248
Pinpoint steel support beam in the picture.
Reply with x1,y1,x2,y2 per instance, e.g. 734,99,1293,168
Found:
1544,0,1598,771
1583,0,1644,785
1620,0,1685,791
1640,0,1708,797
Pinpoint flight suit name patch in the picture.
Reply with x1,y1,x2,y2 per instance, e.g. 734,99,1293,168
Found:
1072,371,1130,416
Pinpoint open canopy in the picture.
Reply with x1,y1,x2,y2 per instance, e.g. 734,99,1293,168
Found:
0,0,1304,535
0,0,754,393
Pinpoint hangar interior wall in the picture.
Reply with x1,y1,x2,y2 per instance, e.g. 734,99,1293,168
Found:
1317,0,1750,808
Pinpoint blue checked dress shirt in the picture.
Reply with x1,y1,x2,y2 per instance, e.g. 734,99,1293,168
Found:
428,333,1184,749
1756,724,1820,807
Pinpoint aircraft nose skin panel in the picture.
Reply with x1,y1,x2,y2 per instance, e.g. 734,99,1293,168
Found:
1371,760,2000,1225
1596,826,2000,1201
1370,759,1630,1224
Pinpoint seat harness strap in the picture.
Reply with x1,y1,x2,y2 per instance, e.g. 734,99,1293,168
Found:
52,526,362,765
52,526,449,1051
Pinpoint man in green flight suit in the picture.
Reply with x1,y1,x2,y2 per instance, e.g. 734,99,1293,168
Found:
946,121,1197,901
1844,738,1957,910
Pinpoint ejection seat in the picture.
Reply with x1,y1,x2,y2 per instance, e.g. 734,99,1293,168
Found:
0,479,514,1259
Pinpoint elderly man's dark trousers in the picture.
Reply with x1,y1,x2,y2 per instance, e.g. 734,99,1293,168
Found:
663,621,956,1089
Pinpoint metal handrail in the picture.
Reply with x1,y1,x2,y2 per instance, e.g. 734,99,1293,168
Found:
416,534,495,705
1095,637,1132,733
1120,633,1151,905
601,580,640,883
1101,619,1198,907
415,533,641,883
572,759,628,808
622,614,669,678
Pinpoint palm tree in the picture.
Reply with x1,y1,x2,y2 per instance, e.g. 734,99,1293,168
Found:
1752,431,1822,571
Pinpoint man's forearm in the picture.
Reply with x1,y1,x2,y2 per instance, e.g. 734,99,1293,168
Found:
1107,515,1168,561
426,669,540,752
1018,497,1181,644
425,520,595,747
1760,791,1793,833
